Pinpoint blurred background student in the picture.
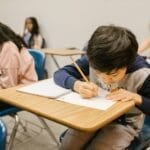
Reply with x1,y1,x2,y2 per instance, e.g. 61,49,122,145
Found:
138,23,150,59
0,22,37,89
22,17,45,49
138,38,150,52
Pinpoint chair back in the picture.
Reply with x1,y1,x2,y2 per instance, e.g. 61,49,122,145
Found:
28,49,45,80
0,120,7,150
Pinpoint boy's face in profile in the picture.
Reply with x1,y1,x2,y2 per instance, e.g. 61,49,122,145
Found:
94,67,127,85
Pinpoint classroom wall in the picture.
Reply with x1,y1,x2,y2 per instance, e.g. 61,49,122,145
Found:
0,0,150,76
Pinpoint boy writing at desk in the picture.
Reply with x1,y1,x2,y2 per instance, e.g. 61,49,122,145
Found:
54,25,150,150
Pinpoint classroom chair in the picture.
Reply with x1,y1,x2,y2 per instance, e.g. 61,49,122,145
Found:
0,120,7,150
0,99,24,150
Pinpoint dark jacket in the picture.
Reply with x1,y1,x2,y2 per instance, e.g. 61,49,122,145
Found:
54,55,150,115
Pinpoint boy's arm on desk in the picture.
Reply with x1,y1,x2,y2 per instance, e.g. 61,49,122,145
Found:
0,86,134,132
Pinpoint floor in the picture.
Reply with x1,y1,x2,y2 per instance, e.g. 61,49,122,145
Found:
2,111,67,150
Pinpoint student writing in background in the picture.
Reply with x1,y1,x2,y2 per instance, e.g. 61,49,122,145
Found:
22,17,45,49
54,25,150,150
0,22,37,89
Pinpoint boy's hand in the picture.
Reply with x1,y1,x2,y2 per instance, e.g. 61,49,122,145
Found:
73,80,99,99
106,88,142,105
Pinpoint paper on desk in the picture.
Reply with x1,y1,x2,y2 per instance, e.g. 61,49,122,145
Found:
17,78,116,110
58,89,116,110
17,78,71,99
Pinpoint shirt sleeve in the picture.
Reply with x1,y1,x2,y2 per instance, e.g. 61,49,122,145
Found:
54,55,89,89
33,35,43,49
19,48,38,84
137,75,150,115
0,43,20,88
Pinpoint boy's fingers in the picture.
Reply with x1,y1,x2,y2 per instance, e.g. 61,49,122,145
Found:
82,82,94,90
121,98,132,102
80,88,97,98
81,82,99,96
107,93,126,100
82,82,98,89
88,82,99,95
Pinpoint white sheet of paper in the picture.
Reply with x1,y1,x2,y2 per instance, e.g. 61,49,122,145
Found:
17,78,71,98
58,89,116,110
17,78,116,110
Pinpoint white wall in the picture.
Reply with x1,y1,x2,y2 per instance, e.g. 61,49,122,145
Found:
0,0,150,75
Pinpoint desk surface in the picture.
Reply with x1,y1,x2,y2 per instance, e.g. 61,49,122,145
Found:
0,86,134,132
41,49,85,56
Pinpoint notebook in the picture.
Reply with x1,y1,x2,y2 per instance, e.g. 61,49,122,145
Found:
17,78,116,110
17,78,71,98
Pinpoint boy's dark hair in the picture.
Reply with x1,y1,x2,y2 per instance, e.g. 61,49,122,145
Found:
0,22,25,51
87,25,138,73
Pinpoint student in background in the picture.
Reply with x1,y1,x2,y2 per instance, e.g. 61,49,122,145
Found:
138,38,150,52
22,17,45,49
0,22,37,88
54,25,150,150
138,24,150,57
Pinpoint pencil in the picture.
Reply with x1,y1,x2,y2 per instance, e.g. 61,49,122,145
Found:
70,56,89,82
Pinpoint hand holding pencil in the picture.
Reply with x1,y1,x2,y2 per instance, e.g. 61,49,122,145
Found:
73,80,99,99
70,56,99,99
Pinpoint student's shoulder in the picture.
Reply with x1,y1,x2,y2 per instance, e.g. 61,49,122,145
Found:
1,41,19,56
20,48,34,62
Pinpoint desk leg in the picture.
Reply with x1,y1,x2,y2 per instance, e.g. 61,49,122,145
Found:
51,55,60,69
38,117,59,146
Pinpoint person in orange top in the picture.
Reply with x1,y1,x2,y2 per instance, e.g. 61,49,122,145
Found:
0,22,38,89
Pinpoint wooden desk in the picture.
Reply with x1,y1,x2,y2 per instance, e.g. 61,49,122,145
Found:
42,49,85,56
41,48,85,68
0,86,134,132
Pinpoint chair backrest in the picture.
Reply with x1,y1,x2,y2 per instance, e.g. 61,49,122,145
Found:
0,120,7,150
28,49,45,80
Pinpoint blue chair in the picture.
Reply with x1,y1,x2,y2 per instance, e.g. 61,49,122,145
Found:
0,98,24,150
28,49,45,80
0,120,7,150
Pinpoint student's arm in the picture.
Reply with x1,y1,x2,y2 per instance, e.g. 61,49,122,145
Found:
0,42,21,88
54,55,89,89
33,35,43,49
138,38,150,53
54,56,99,98
0,44,37,89
19,48,38,84
136,75,150,115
